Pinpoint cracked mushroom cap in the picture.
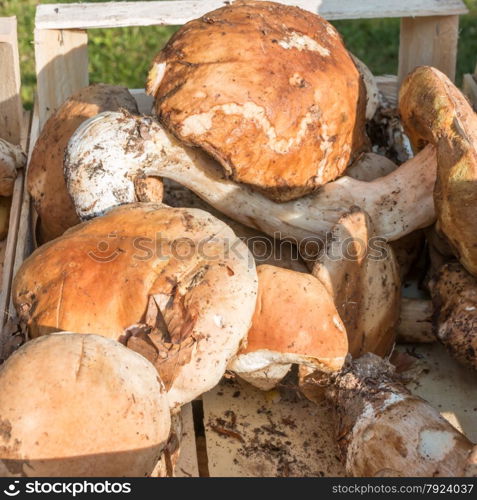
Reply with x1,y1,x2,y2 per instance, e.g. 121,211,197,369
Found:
228,264,348,390
147,0,367,201
399,66,477,277
0,333,171,477
312,208,400,358
27,84,156,243
12,203,258,409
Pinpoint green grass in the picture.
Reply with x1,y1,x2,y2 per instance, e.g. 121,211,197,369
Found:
1,0,477,109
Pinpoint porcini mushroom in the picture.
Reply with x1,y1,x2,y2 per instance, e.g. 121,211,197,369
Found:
147,0,367,201
27,84,149,242
0,333,171,477
12,203,257,409
400,66,477,278
228,264,348,390
429,262,477,371
65,110,436,243
322,353,475,477
0,137,24,197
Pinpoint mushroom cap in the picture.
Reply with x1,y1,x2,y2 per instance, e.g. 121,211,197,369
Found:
430,262,477,371
147,0,367,201
399,66,477,277
13,203,257,408
0,333,171,477
228,264,348,388
27,84,148,243
312,208,400,357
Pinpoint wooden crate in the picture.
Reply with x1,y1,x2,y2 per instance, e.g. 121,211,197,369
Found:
6,0,477,477
0,17,31,356
463,63,477,109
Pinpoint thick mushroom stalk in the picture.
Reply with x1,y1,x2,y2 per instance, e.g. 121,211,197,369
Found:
325,354,475,477
400,66,477,277
66,111,436,243
0,138,25,197
430,262,477,371
312,208,401,358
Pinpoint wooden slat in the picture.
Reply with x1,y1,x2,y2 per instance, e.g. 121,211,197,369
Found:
129,89,153,115
35,0,468,30
7,103,40,322
0,110,30,357
463,74,477,110
174,403,200,477
0,17,22,145
34,28,89,127
375,75,398,107
398,15,459,86
202,377,345,477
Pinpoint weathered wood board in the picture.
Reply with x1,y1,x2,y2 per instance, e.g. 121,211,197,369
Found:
202,376,345,477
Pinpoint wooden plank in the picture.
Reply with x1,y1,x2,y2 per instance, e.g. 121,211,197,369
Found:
174,403,200,477
34,28,89,127
129,88,153,115
463,73,477,110
202,377,345,477
397,343,477,443
35,0,468,30
375,75,398,107
8,103,39,322
0,110,31,358
0,17,22,145
398,15,459,86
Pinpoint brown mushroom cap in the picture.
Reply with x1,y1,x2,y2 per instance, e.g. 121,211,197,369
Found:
228,264,348,389
312,208,400,358
430,262,477,371
27,84,149,243
147,0,367,201
13,203,257,408
0,333,171,477
399,66,477,277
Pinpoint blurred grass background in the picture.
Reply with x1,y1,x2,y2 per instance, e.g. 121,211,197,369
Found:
1,0,477,109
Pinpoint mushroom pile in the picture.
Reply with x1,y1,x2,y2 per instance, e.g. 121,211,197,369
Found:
2,0,476,477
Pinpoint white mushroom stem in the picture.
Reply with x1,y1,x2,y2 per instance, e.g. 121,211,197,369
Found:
66,111,437,243
0,138,25,197
326,354,474,477
396,298,434,344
